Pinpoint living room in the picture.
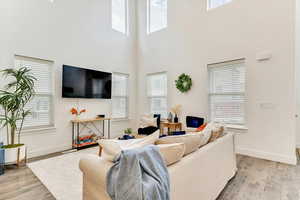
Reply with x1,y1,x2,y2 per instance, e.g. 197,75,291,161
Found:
1,0,300,200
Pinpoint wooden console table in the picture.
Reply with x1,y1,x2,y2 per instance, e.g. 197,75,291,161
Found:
71,118,111,150
160,122,182,135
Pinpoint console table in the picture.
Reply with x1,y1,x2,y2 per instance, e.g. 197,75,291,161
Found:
160,122,182,135
71,118,111,150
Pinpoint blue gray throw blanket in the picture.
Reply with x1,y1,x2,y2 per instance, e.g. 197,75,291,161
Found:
106,145,170,200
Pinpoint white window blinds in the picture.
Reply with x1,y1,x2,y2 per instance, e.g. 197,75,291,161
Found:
14,55,54,129
112,73,129,119
208,59,245,124
147,72,167,118
147,0,167,34
112,0,128,35
208,0,232,9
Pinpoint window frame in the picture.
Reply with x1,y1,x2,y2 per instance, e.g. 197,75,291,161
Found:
112,72,130,120
147,0,168,34
14,55,55,131
111,0,129,35
207,0,232,10
208,59,246,125
146,72,168,118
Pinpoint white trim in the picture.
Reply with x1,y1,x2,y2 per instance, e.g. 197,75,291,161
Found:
27,144,70,159
236,147,297,165
225,124,248,130
20,126,57,135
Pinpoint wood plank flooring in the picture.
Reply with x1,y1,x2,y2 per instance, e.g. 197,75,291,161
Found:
0,154,300,200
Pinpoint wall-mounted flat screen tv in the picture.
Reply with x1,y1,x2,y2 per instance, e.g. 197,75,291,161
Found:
62,65,112,99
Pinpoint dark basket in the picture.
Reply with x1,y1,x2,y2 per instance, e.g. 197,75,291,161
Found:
0,143,4,175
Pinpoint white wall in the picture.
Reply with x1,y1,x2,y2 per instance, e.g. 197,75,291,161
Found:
137,0,297,164
296,0,300,147
0,0,138,157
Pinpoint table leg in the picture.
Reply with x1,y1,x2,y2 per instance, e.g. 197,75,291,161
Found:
98,145,103,157
108,120,110,139
77,123,80,148
103,120,105,138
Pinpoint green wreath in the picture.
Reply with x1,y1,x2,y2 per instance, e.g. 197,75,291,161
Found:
175,73,192,93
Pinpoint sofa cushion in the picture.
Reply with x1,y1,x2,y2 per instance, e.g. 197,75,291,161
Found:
155,134,203,156
157,143,185,166
99,130,160,161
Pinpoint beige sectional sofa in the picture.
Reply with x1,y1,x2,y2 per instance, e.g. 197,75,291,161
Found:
79,133,237,200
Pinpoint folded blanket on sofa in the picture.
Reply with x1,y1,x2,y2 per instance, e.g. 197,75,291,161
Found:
106,145,170,200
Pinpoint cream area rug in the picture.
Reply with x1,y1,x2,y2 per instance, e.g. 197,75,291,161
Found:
28,147,98,200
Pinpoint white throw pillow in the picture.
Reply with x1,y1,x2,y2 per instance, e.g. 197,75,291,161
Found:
140,115,157,128
99,130,160,161
156,133,203,156
199,122,214,146
157,143,185,166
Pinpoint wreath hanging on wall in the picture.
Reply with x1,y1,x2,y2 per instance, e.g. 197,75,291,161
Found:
175,73,192,93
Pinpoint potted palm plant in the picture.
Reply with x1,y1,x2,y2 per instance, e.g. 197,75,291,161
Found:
0,68,36,165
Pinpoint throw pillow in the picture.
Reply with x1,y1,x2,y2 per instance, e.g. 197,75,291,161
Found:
157,143,185,166
196,123,207,132
99,130,160,161
209,126,224,143
156,133,203,156
140,115,158,128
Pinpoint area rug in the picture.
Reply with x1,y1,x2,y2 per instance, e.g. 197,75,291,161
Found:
28,147,98,200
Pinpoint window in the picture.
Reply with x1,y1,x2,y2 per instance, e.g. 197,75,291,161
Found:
112,0,129,35
112,73,129,119
147,72,167,118
208,59,245,124
208,0,232,9
14,55,54,129
147,0,167,34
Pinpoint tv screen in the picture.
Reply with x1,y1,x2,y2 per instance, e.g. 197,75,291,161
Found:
62,65,112,99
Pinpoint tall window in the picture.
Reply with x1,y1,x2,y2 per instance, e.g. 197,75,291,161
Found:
147,0,167,34
208,0,232,9
112,73,129,119
14,55,54,129
208,59,245,124
112,0,129,35
147,72,167,118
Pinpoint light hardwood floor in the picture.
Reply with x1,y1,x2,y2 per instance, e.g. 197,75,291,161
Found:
0,154,299,200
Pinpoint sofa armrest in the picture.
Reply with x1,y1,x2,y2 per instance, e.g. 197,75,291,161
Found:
79,155,113,188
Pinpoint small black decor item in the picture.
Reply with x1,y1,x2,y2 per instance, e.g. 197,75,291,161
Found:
175,73,192,93
174,114,179,123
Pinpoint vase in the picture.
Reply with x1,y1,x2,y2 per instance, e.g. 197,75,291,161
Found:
174,115,179,123
3,144,26,165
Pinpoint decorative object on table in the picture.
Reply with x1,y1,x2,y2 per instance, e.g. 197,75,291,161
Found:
118,135,136,140
170,131,186,136
171,105,182,123
0,68,36,165
175,73,192,93
97,114,105,118
124,128,133,135
167,112,173,122
71,118,111,150
0,142,4,175
70,107,86,120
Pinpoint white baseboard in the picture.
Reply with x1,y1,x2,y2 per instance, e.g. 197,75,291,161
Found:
236,147,297,165
27,144,71,159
